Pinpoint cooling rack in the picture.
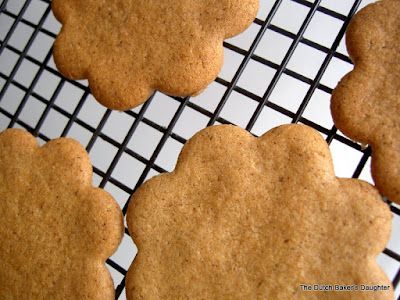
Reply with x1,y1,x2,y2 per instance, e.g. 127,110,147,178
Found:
1,0,400,299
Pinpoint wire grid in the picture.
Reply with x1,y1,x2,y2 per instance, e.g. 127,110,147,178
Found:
0,0,400,299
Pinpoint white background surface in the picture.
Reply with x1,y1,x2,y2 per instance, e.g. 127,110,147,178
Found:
0,0,399,299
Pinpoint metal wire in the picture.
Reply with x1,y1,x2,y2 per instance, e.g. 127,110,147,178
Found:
0,0,399,299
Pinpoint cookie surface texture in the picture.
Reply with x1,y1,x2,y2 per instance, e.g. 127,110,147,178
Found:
0,129,123,299
126,124,392,299
52,0,259,110
331,0,400,203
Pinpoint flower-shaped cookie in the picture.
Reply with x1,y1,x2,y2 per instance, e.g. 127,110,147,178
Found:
52,0,259,110
331,0,400,203
126,124,392,299
0,129,123,299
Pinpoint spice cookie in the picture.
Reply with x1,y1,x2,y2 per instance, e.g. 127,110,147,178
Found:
52,0,259,110
331,0,400,203
126,124,392,299
0,129,123,299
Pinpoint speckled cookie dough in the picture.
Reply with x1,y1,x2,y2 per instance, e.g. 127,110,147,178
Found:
0,128,123,299
52,0,259,110
331,0,400,204
126,124,393,299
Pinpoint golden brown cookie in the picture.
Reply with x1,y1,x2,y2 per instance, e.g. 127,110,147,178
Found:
0,129,123,299
331,0,400,203
51,0,259,110
126,124,393,299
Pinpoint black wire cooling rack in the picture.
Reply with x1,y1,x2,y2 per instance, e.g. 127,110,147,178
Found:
1,0,400,299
